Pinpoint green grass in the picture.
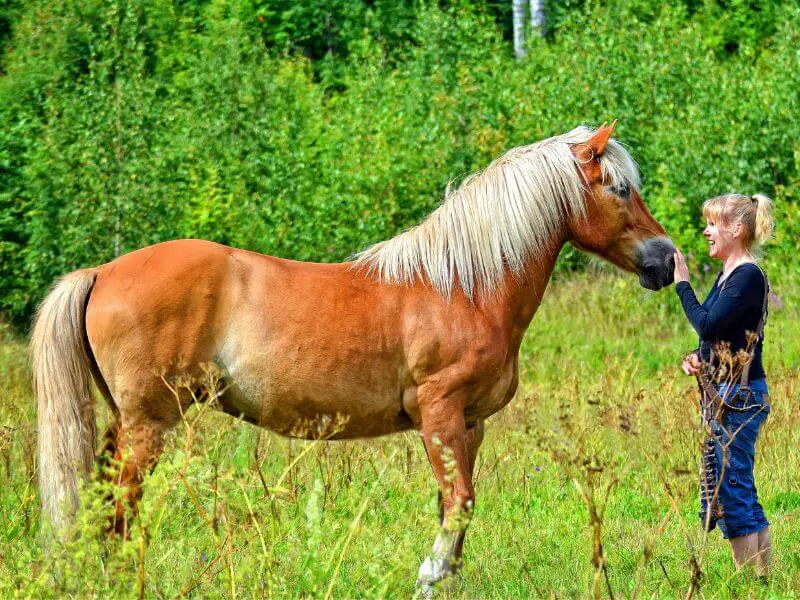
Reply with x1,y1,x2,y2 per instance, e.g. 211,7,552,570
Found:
1,270,799,598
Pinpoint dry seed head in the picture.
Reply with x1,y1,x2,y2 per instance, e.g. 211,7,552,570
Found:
734,349,751,368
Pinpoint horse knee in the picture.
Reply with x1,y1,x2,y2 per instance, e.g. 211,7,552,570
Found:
443,483,475,516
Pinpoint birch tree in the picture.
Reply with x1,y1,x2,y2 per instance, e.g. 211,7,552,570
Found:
530,0,545,39
513,0,526,60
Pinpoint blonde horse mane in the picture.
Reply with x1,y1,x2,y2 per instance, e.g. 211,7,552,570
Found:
354,125,641,299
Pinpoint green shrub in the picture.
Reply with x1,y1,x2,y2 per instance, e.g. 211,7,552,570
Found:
1,0,798,330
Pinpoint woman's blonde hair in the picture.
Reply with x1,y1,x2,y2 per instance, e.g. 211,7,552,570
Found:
702,193,775,251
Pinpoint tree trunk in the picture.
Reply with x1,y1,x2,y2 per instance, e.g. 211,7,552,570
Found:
530,0,546,39
513,0,526,60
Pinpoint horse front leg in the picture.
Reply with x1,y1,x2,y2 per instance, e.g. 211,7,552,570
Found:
454,418,484,561
432,419,485,525
415,400,477,594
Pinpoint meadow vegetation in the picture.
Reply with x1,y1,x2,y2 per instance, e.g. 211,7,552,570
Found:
1,0,799,596
1,270,798,597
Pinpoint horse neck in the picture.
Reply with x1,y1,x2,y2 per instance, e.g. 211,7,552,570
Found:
486,231,566,348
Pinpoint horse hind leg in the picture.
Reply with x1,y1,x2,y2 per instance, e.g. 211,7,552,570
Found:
98,420,121,467
107,418,170,537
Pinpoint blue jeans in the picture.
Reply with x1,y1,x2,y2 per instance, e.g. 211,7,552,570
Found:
702,379,770,539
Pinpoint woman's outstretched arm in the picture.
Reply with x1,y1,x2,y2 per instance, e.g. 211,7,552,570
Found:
675,266,763,338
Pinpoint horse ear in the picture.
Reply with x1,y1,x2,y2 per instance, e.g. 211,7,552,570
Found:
587,120,616,157
573,120,617,163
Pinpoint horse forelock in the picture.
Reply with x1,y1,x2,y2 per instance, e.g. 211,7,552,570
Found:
354,125,640,299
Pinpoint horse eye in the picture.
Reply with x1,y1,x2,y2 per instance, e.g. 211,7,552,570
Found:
610,182,631,200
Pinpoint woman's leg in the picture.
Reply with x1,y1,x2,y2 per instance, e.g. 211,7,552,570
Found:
729,526,771,576
729,532,759,571
717,398,771,575
756,526,772,576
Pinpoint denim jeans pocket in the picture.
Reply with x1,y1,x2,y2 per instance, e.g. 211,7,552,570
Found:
724,452,756,510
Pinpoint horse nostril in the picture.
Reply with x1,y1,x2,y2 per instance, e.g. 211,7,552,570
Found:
643,264,658,280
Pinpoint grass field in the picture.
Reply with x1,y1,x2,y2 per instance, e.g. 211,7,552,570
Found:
1,269,798,598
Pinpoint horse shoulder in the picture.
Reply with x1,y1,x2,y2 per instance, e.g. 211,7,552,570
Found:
402,295,512,389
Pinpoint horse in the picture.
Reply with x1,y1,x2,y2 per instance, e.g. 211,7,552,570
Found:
31,122,675,591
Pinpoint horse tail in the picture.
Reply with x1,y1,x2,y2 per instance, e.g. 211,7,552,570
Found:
31,268,99,533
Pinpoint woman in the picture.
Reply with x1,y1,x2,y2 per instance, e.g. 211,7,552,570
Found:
673,193,775,577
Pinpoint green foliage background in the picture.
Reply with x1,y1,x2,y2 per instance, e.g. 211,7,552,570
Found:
1,3,799,595
1,0,799,328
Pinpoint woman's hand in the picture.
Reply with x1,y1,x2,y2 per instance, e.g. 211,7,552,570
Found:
673,249,690,284
681,352,701,376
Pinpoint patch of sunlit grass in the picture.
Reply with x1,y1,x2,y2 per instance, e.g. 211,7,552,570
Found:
0,271,798,597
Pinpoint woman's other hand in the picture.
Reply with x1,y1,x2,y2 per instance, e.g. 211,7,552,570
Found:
673,249,690,284
681,352,701,376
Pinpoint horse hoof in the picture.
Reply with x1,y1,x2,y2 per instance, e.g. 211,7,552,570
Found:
416,582,435,600
415,556,455,597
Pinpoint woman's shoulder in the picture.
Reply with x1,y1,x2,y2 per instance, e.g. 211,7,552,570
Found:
732,262,766,280
723,262,766,294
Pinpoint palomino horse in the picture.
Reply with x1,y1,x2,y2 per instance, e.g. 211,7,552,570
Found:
32,123,674,591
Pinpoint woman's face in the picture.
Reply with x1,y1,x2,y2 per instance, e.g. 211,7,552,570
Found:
703,217,742,260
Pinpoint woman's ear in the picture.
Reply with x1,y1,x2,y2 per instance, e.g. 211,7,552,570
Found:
732,222,744,239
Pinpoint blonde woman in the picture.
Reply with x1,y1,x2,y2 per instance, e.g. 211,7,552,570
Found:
673,193,775,577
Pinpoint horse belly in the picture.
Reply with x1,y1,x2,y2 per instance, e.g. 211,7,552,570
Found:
218,349,413,439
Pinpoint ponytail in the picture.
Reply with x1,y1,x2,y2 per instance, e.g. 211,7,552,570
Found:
751,194,775,246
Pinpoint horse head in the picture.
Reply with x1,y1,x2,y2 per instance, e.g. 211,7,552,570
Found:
567,121,675,291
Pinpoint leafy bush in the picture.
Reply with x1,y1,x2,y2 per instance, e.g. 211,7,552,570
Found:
1,0,798,329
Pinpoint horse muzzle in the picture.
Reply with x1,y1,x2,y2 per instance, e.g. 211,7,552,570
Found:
636,236,676,291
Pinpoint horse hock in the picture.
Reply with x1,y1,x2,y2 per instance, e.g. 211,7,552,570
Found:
106,421,168,537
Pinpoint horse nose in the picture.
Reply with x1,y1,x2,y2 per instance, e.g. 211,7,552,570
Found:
666,253,675,275
637,236,676,290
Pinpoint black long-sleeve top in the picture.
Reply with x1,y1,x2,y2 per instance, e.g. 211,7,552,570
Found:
675,263,768,382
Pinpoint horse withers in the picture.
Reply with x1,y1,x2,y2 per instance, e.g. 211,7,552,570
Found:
31,122,674,591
